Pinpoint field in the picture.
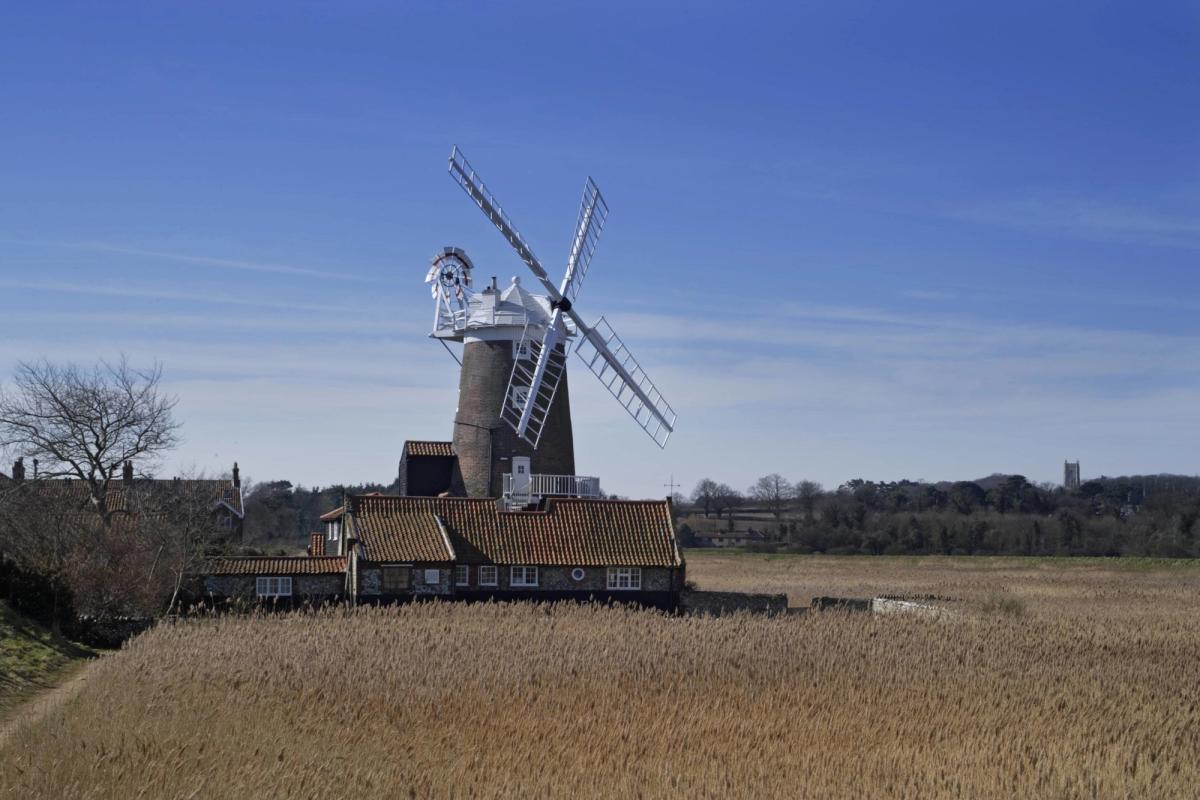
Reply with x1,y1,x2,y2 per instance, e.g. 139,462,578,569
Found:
2,555,1198,799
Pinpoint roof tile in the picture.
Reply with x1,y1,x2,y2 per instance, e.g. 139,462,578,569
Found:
203,556,347,575
404,441,455,458
350,495,680,567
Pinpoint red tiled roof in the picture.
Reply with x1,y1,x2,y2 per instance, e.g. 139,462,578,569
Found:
353,498,456,562
204,556,347,576
350,495,681,567
319,506,345,522
404,441,455,458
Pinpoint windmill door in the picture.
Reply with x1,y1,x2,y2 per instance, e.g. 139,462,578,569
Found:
511,456,532,499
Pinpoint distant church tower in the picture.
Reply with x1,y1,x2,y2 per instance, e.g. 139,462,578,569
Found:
1064,460,1081,490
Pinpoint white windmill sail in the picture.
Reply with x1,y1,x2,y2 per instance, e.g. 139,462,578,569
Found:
448,145,676,449
570,316,676,448
561,177,608,304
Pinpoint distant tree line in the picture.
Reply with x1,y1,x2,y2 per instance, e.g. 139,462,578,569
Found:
241,479,394,546
683,473,1200,558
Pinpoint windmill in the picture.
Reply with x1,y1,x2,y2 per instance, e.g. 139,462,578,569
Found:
429,146,677,502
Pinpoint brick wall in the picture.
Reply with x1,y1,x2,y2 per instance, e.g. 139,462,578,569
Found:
452,338,576,498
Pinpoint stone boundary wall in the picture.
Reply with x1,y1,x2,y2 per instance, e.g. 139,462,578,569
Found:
680,590,788,616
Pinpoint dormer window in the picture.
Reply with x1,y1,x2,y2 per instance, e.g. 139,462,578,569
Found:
327,520,341,542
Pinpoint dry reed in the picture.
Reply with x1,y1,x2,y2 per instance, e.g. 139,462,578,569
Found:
1,556,1197,799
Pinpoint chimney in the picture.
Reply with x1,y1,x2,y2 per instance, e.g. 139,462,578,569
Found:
232,462,241,488
309,532,325,557
12,458,24,482
122,460,134,485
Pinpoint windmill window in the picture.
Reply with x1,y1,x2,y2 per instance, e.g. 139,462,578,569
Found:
510,386,530,411
510,565,538,587
512,340,532,361
479,565,498,586
256,577,292,597
607,567,642,590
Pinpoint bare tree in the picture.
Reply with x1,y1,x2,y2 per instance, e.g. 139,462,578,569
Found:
795,480,823,522
136,474,227,615
711,483,743,519
691,478,719,518
0,358,180,526
0,477,87,628
749,474,793,519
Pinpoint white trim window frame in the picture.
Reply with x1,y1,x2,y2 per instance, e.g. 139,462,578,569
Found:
512,340,532,361
256,576,293,597
509,385,530,411
607,567,642,590
423,568,441,585
455,565,469,586
510,565,538,587
479,565,498,586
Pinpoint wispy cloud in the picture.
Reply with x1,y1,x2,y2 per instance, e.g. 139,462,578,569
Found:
948,195,1200,250
0,279,353,314
0,238,386,284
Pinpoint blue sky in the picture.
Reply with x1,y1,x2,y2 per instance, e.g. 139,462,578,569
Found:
2,2,1198,496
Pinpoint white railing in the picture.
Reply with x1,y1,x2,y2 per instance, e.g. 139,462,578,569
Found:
503,473,601,508
432,296,533,337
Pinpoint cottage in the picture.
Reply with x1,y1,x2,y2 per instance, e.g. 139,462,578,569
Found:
201,556,347,605
200,493,686,610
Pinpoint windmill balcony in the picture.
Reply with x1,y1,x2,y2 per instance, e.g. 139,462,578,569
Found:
503,473,601,510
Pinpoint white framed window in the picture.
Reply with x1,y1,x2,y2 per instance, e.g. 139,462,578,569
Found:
455,565,469,586
479,565,498,586
256,576,293,597
327,520,341,541
509,385,530,411
570,567,586,581
607,567,642,590
512,340,532,361
510,565,538,587
424,568,440,585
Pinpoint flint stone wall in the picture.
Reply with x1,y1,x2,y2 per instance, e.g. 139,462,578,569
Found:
203,574,344,600
680,590,788,616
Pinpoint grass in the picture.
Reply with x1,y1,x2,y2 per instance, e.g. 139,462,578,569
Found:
1,558,1198,798
0,602,95,718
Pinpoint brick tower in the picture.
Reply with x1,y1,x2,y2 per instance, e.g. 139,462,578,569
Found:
452,322,576,498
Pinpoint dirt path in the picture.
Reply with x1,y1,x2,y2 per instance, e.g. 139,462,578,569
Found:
0,656,104,752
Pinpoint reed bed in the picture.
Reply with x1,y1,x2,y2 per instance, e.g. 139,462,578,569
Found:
2,558,1198,799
